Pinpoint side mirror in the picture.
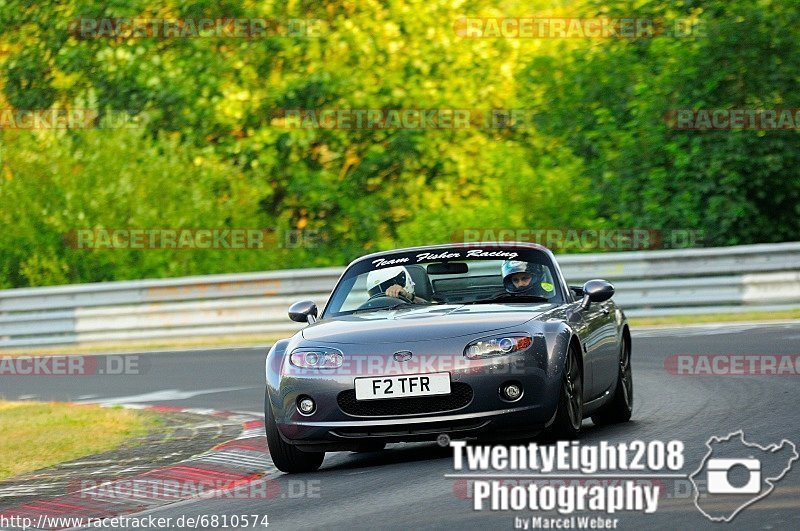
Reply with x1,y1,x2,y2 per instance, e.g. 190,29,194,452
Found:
580,279,615,309
289,300,318,324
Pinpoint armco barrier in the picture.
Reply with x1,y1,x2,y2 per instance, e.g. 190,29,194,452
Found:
1,243,799,348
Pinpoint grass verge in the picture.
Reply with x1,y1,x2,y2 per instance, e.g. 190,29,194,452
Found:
629,308,800,327
0,401,161,480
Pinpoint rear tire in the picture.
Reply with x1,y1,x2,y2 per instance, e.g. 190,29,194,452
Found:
591,337,633,426
264,389,325,473
548,346,583,439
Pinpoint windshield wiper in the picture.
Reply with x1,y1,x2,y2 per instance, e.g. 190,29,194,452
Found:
469,294,550,304
351,302,416,314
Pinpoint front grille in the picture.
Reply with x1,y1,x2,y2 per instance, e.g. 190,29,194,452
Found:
337,382,473,417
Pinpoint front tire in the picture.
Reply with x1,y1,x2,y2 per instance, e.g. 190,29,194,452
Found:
549,346,583,439
264,389,325,473
591,336,633,426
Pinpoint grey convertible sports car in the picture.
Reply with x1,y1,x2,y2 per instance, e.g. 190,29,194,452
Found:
265,242,633,472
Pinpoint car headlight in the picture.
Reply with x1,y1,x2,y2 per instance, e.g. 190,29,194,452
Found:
464,335,533,359
289,347,344,369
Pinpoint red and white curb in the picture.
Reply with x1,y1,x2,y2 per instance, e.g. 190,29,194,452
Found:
0,405,274,530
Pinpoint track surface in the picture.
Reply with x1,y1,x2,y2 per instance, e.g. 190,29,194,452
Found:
2,323,799,530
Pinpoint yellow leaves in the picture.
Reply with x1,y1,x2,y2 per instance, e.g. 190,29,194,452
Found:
389,204,412,221
114,48,133,61
215,86,254,123
383,22,401,36
0,42,13,62
387,40,403,54
499,61,513,79
310,143,336,166
338,149,361,181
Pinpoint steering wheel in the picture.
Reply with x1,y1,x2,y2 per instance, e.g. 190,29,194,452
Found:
367,292,413,303
355,292,415,312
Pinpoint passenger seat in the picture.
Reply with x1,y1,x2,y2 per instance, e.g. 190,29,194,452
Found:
405,265,434,301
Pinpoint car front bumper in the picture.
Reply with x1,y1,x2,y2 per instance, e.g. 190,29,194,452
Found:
267,336,564,451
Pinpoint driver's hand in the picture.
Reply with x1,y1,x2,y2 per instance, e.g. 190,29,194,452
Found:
385,284,407,299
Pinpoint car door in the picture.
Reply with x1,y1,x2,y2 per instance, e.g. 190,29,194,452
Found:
567,307,593,401
591,300,620,396
577,301,608,400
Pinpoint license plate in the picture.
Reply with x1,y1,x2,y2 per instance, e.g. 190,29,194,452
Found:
354,372,451,401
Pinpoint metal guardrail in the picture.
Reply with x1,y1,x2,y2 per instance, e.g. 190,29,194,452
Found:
1,243,799,348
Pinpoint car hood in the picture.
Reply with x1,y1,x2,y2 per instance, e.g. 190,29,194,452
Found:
301,303,556,344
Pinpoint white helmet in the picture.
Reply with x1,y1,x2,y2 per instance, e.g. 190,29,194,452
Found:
501,260,546,294
366,266,415,298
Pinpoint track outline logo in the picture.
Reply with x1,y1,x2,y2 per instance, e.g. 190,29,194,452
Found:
689,430,798,522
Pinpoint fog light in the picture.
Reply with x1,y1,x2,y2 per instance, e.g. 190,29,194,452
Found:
297,397,316,415
501,383,522,401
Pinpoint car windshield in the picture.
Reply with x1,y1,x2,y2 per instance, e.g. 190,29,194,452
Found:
322,247,563,317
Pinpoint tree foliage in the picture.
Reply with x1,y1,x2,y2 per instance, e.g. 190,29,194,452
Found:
0,0,797,287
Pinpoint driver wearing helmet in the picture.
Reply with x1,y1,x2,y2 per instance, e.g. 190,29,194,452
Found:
501,260,556,298
366,266,428,304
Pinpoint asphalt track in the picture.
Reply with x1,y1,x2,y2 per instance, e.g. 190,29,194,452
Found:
1,322,799,530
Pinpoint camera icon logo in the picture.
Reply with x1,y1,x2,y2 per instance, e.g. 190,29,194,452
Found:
706,458,761,494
